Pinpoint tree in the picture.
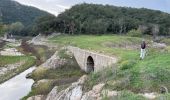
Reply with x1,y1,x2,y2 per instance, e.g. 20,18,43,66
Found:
0,24,10,36
31,3,170,36
9,22,24,35
127,29,142,37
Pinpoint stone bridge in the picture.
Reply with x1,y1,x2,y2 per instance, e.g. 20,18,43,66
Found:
67,46,117,73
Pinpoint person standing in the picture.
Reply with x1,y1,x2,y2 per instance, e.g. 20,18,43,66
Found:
140,40,146,59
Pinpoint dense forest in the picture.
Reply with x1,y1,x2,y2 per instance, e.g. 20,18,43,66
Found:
1,2,170,37
0,0,51,36
34,3,170,36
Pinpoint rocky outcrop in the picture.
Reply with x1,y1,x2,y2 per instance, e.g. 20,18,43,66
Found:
45,75,159,100
30,33,61,47
81,83,105,100
46,86,58,100
40,51,67,69
45,75,110,100
46,75,88,100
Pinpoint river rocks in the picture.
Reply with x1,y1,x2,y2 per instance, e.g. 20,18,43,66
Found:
26,72,32,78
0,48,24,56
27,95,46,100
0,61,25,76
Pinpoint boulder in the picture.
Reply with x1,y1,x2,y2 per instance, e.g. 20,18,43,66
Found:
27,95,46,100
81,83,105,100
46,75,88,100
41,51,67,69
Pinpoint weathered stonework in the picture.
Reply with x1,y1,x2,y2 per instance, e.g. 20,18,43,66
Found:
67,46,117,73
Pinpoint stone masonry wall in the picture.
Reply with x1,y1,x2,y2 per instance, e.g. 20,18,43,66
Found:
67,46,117,72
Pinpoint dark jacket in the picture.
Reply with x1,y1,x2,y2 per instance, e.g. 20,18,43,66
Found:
141,42,146,49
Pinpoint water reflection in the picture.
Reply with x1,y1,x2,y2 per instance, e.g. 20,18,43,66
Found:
0,67,35,100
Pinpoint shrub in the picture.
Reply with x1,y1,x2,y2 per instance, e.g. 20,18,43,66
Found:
31,67,48,81
120,60,136,70
127,29,142,37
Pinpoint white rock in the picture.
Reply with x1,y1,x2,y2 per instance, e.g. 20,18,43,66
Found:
27,95,45,100
92,83,105,93
142,93,157,99
46,86,58,100
102,89,119,97
70,86,83,100
78,75,88,85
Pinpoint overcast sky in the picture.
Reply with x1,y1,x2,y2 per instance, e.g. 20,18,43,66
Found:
14,0,170,16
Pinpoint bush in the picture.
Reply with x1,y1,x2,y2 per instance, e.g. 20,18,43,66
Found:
127,29,142,37
120,60,136,70
31,67,48,81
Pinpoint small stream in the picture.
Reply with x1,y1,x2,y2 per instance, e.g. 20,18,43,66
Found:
0,67,36,100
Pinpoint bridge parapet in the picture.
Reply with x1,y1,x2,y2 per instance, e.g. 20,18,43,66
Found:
67,46,117,73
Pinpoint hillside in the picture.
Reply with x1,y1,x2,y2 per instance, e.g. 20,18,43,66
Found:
0,0,51,25
39,3,170,36
22,34,170,99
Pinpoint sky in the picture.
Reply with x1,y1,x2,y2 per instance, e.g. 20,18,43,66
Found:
14,0,170,16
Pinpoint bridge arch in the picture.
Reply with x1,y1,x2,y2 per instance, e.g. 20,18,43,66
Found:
86,56,94,73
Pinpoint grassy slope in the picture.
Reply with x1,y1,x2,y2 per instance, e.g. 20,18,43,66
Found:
50,35,170,98
0,56,35,83
22,49,85,100
50,35,142,60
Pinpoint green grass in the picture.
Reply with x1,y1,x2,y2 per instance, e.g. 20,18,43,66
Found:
50,35,142,60
0,56,36,83
115,91,147,100
156,93,170,100
160,38,170,46
0,56,27,66
50,35,170,94
22,80,54,100
23,49,85,99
